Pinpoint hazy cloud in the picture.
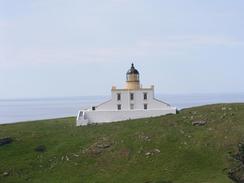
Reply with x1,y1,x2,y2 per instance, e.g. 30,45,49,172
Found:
1,35,243,66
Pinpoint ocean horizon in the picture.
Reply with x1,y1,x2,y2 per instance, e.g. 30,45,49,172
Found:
1,93,244,125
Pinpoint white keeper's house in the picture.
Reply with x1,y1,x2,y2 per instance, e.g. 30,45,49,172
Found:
76,63,176,126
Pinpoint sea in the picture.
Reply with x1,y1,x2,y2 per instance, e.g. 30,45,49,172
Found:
1,93,244,124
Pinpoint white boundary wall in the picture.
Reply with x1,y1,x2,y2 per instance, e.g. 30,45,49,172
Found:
76,108,176,126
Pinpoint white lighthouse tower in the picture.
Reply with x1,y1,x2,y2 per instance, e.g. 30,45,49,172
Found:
76,63,176,126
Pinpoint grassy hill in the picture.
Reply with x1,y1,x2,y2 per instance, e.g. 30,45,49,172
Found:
1,103,244,183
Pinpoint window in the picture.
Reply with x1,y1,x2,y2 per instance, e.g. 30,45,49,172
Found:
117,93,121,101
130,104,134,110
117,104,121,110
92,106,96,111
143,93,147,100
136,75,139,81
144,104,148,110
130,93,134,100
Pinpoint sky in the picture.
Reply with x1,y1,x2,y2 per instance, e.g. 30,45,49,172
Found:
0,0,244,99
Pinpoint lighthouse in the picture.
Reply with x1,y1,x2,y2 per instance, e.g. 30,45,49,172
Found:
126,63,140,90
76,63,176,126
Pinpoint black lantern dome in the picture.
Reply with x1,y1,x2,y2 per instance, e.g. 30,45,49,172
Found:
126,63,140,82
127,63,139,75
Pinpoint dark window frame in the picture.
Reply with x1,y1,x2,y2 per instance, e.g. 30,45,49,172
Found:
143,92,148,100
144,104,148,110
117,104,121,110
117,93,121,101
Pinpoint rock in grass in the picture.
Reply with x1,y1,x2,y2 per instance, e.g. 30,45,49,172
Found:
96,142,111,149
145,149,161,157
192,121,207,126
222,107,227,111
2,171,9,177
154,149,161,153
145,152,151,156
237,143,244,164
0,137,13,146
228,143,244,182
228,167,244,183
34,145,46,152
84,140,112,155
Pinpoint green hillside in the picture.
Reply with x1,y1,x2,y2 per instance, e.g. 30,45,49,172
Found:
1,103,244,183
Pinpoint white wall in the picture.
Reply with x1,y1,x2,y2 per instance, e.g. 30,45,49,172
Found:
95,87,170,111
78,108,176,125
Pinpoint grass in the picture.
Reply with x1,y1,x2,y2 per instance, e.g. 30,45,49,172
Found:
1,103,244,183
